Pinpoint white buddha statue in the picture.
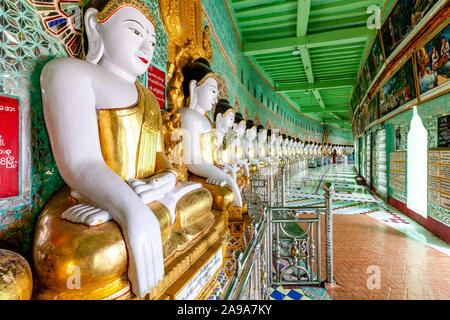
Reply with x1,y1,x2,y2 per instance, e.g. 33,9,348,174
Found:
256,125,271,164
180,59,243,209
244,120,258,164
281,135,289,159
231,112,250,179
35,0,215,299
275,134,283,159
267,129,278,161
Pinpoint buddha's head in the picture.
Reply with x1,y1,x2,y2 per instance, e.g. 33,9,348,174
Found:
245,120,257,141
83,0,156,81
233,112,246,136
182,58,218,113
214,99,235,133
257,125,267,142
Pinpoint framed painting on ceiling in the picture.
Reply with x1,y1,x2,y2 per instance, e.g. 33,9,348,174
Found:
415,21,450,101
378,57,417,118
381,0,440,59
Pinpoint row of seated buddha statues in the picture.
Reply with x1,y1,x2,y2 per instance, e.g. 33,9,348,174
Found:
0,0,353,300
24,0,277,300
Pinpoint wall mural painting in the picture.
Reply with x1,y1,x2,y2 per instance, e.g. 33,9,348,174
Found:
367,33,385,82
366,95,379,127
381,0,440,59
378,57,417,118
416,22,450,97
360,68,369,93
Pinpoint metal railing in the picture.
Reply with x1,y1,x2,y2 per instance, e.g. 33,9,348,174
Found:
267,164,335,287
224,159,335,300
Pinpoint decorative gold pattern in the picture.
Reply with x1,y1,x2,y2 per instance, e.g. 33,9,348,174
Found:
97,0,156,26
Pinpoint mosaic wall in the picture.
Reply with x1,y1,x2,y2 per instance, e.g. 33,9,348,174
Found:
0,0,352,253
365,93,449,226
0,0,167,253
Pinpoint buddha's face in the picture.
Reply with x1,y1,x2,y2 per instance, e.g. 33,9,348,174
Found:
246,127,257,141
234,121,246,136
216,110,235,133
99,6,156,78
196,78,218,112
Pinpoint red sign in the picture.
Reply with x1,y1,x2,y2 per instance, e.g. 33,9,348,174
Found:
147,64,166,110
0,95,20,198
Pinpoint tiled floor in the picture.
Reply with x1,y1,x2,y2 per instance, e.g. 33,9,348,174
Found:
270,162,450,300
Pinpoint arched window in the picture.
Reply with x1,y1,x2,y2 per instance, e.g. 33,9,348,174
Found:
407,107,428,218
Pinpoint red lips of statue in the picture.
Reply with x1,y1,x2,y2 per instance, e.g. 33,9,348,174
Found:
139,57,148,64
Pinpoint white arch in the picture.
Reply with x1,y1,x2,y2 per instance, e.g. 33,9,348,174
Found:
407,107,428,218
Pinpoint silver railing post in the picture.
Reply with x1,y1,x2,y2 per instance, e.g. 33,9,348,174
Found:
323,182,335,284
281,165,286,206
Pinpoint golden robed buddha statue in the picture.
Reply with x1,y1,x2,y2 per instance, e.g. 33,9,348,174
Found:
33,0,223,300
179,59,242,211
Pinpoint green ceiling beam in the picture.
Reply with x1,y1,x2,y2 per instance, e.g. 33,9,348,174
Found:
235,2,298,18
239,12,297,27
232,0,275,9
296,0,311,37
310,0,377,16
301,105,349,113
276,78,355,93
308,7,368,23
308,16,368,33
312,54,362,63
241,20,294,32
244,26,374,56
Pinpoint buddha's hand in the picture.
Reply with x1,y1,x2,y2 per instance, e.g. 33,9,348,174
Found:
129,172,177,204
224,164,239,180
121,207,164,298
205,177,226,187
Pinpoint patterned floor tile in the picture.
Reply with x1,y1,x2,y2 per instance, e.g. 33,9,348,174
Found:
274,163,450,300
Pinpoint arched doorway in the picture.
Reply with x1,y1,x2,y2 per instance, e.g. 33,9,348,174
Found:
407,107,428,218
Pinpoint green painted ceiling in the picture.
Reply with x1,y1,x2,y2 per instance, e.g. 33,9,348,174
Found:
226,0,387,130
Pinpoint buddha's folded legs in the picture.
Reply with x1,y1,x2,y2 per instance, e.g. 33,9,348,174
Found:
188,175,236,211
33,186,215,300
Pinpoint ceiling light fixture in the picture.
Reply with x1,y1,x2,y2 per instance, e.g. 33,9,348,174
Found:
292,47,301,55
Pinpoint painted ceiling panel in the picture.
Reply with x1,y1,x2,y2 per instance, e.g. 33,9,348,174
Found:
228,0,386,128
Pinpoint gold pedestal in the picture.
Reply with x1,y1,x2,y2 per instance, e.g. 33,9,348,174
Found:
32,186,224,300
0,249,33,300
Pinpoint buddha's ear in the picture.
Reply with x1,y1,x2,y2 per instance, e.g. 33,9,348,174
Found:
85,8,104,64
188,80,198,109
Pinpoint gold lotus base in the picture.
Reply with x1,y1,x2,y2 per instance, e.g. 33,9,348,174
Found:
0,249,33,300
32,186,225,300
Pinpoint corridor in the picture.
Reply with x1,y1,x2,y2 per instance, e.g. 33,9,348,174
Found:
269,163,450,300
